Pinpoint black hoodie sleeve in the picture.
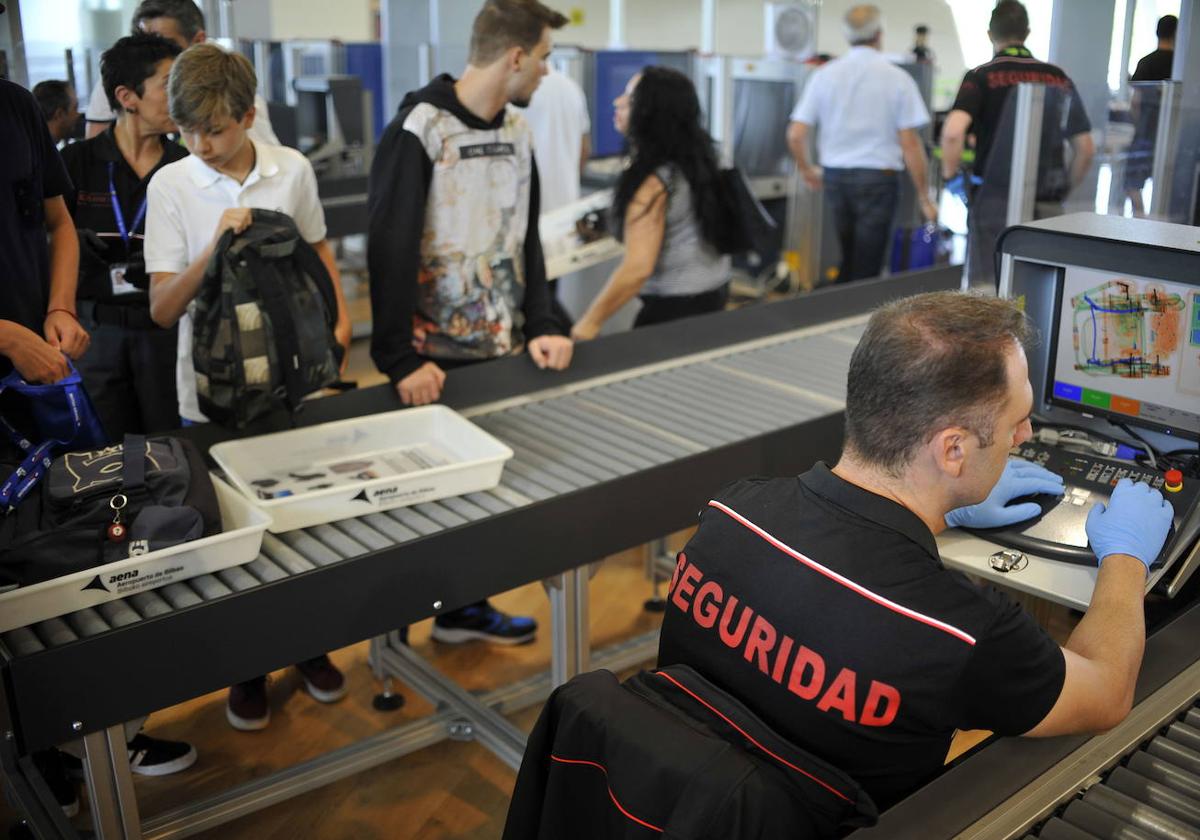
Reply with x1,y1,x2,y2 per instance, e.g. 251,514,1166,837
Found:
520,159,561,340
368,109,434,384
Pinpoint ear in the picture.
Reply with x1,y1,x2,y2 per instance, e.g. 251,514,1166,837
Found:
507,45,525,73
931,426,970,479
242,105,257,130
193,30,207,45
114,84,139,113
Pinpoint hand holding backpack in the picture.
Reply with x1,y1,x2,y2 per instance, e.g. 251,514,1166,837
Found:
192,209,343,429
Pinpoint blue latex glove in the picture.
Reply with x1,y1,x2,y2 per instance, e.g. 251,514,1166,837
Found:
1085,478,1174,569
945,458,1065,529
945,173,983,204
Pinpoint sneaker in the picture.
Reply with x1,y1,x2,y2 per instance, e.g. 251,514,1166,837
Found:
125,733,197,777
226,676,270,731
430,601,537,645
295,655,348,703
31,750,77,818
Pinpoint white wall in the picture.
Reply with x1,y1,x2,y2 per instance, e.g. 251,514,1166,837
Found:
557,1,966,109
231,0,376,42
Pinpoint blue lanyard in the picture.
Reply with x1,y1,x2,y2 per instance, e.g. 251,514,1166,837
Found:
0,369,88,512
0,414,55,512
107,161,148,248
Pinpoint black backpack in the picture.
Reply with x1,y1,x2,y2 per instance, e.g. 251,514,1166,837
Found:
193,209,342,429
0,435,221,587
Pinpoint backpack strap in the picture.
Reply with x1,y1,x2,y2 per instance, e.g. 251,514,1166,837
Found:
290,238,338,328
246,250,309,412
121,434,147,492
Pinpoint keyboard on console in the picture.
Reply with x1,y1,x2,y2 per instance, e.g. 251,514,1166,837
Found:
965,441,1200,571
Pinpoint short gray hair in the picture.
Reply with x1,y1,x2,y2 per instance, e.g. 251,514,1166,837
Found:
843,4,883,45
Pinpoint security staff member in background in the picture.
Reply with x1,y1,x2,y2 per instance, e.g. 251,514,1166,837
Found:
940,0,1093,286
83,0,279,147
658,291,1173,809
1125,14,1177,217
61,33,187,437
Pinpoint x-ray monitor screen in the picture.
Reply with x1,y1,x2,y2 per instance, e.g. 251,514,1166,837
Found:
1048,264,1200,440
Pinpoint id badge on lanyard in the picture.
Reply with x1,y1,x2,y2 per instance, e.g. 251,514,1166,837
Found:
108,162,147,296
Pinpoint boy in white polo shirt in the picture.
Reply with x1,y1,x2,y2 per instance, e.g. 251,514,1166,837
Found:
145,42,352,731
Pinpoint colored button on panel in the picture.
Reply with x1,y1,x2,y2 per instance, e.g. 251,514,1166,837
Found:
1053,381,1083,401
1165,469,1183,493
1110,395,1140,416
1081,388,1111,409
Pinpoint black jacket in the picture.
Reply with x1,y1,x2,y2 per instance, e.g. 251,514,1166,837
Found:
503,666,877,839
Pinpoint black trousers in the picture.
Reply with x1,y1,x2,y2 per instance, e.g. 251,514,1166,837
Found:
75,302,179,441
634,284,730,328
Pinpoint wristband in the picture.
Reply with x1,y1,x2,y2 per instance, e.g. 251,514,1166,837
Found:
45,308,79,322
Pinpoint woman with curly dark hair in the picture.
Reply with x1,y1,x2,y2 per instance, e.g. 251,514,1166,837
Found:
570,66,738,339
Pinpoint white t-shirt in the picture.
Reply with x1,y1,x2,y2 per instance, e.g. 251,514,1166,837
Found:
790,46,929,171
522,69,590,213
144,140,327,422
86,78,281,147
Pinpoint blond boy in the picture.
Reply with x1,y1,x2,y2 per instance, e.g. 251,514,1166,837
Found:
144,43,351,729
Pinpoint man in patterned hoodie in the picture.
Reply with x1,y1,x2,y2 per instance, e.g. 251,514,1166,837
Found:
368,0,574,644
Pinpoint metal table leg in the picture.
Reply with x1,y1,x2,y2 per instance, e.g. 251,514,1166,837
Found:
83,724,141,839
545,565,590,688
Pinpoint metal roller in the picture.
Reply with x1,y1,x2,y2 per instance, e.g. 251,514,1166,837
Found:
127,590,174,618
1083,783,1198,840
96,600,142,628
1127,751,1200,802
1105,767,1200,829
188,574,234,602
1063,798,1158,840
216,565,262,593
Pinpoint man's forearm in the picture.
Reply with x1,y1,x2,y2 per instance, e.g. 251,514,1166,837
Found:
1069,135,1096,189
787,123,812,171
902,139,931,202
1065,554,1147,710
941,134,964,180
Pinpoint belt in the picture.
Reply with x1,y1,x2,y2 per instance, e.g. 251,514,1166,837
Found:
78,299,161,331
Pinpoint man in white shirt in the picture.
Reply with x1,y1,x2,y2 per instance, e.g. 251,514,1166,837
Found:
84,0,279,147
522,66,591,213
786,4,935,282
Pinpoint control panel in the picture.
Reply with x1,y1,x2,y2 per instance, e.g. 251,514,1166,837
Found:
965,441,1200,572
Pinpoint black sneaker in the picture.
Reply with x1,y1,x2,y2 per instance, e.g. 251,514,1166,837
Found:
295,655,348,703
30,750,78,818
430,600,537,645
126,733,197,777
226,676,270,731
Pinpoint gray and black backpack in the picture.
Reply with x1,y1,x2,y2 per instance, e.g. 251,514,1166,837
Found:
193,209,342,428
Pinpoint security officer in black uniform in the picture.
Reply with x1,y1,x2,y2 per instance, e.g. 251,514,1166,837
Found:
60,33,185,437
658,291,1174,809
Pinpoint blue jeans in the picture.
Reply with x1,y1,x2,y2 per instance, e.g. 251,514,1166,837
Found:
823,168,899,283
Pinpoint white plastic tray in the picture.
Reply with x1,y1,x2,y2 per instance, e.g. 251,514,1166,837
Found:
0,476,270,634
210,405,514,533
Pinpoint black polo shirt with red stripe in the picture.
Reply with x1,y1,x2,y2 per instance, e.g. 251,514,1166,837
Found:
59,126,187,307
656,463,1066,809
950,46,1091,182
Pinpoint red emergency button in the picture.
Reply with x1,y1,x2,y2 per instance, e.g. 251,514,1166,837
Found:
1164,469,1183,493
